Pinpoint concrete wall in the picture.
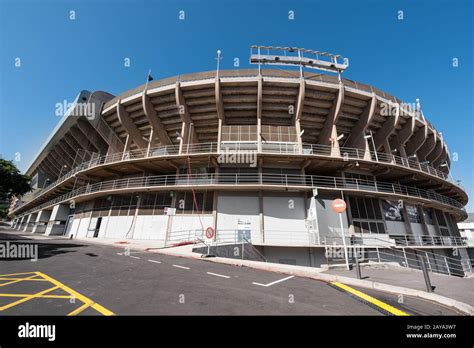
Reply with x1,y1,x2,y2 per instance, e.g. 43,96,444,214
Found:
315,193,349,244
216,192,260,242
263,193,308,245
32,209,52,234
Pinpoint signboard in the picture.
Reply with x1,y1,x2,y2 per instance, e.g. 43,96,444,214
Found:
205,227,215,239
164,207,176,216
331,199,346,213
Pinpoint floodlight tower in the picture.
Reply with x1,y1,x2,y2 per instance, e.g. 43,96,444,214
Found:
249,45,349,80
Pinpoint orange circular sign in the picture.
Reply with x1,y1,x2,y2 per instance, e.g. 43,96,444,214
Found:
331,198,346,213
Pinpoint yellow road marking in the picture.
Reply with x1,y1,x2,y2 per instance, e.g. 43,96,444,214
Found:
0,274,40,287
0,286,59,311
67,302,93,316
0,277,48,282
36,272,114,316
0,272,37,277
0,293,72,299
331,281,409,316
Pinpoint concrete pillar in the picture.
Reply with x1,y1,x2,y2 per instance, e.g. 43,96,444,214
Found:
32,209,52,233
17,216,25,230
24,213,38,232
363,138,372,161
329,126,341,157
22,214,31,232
45,204,70,236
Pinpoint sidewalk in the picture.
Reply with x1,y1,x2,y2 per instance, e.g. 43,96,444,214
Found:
322,265,474,307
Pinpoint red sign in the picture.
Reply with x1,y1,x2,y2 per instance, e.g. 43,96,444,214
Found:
205,227,215,239
331,198,347,213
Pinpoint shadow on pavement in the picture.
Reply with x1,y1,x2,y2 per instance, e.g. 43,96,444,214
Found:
0,230,87,261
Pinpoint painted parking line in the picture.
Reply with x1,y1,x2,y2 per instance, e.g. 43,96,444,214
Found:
148,259,161,264
172,265,190,270
130,256,141,259
116,253,123,256
330,281,409,316
206,272,230,279
252,275,294,287
0,271,114,316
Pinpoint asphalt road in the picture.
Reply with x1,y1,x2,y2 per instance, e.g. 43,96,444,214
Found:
0,227,464,316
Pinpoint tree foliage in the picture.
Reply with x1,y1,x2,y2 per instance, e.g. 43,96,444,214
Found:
0,158,31,199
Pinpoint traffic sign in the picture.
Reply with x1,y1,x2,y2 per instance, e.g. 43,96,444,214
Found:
331,198,346,213
205,227,215,239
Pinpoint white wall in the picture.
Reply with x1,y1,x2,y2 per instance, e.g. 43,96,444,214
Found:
263,193,308,245
216,192,260,242
132,215,169,240
169,215,213,241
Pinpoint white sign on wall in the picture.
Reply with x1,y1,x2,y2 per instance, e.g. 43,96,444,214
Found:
164,207,176,216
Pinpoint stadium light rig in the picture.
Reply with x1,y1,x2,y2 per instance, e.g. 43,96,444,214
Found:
250,45,349,78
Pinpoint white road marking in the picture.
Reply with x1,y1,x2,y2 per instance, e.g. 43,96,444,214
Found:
172,265,190,270
148,259,161,264
116,253,123,256
252,275,295,287
206,272,230,279
130,256,140,259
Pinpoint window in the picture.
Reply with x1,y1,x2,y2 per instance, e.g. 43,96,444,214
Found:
406,205,421,223
423,208,434,224
175,191,213,214
349,196,386,234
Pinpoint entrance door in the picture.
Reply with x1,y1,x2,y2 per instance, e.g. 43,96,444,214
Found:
64,215,74,237
93,217,102,238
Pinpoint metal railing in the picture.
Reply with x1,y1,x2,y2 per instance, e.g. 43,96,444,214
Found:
17,172,465,219
324,235,473,276
389,234,467,247
16,140,464,213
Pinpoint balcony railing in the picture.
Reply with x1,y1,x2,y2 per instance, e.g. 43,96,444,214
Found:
17,141,463,213
17,172,465,218
389,234,467,247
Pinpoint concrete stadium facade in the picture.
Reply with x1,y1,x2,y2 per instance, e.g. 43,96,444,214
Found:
10,68,472,274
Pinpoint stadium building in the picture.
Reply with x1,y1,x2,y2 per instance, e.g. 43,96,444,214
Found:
10,47,472,275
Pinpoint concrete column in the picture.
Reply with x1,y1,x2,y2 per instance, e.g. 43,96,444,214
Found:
22,214,32,232
417,206,430,236
363,138,372,161
17,216,25,230
45,204,70,236
400,203,413,236
430,208,442,236
25,212,38,232
32,209,52,233
329,126,341,157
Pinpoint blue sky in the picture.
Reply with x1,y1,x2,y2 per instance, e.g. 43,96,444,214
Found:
0,0,473,210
